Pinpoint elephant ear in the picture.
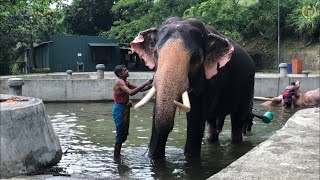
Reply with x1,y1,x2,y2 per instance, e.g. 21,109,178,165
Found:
295,81,300,89
204,33,234,79
130,28,158,56
130,28,158,69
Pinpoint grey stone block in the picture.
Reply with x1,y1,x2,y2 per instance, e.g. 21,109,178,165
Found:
0,94,62,178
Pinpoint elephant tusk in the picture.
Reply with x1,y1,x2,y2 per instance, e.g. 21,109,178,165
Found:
134,86,156,110
173,91,191,113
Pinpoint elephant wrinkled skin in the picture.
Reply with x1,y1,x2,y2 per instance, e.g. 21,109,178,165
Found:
131,17,255,159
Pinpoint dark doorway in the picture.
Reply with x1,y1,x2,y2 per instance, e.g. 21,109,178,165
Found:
88,43,117,67
90,46,113,64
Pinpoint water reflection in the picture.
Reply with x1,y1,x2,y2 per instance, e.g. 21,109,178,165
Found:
45,101,298,179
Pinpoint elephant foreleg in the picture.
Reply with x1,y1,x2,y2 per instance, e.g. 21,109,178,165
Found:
148,123,169,159
184,94,206,158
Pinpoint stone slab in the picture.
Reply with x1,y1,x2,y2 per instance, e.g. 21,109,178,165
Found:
209,108,320,180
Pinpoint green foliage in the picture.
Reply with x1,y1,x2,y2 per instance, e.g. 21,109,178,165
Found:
102,18,153,47
1,0,319,74
237,0,279,40
111,0,154,21
285,0,320,42
64,0,114,35
183,0,243,40
104,0,203,47
11,62,26,75
151,0,202,25
102,0,154,46
0,0,64,66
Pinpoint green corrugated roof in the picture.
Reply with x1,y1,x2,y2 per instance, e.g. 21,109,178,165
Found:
88,43,117,47
35,41,53,47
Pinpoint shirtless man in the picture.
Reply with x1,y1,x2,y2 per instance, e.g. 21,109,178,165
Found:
112,65,152,158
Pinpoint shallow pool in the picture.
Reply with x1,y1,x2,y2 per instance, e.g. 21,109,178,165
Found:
45,101,298,179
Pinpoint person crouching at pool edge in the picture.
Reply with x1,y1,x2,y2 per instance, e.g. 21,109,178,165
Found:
112,65,153,158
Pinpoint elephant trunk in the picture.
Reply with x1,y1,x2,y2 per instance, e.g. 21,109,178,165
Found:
154,86,178,135
153,40,190,135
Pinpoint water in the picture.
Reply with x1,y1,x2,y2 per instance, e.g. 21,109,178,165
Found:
45,101,298,179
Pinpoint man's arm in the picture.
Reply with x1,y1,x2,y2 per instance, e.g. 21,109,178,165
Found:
140,84,152,92
272,95,283,104
128,78,153,90
140,78,153,92
118,79,151,96
127,82,137,89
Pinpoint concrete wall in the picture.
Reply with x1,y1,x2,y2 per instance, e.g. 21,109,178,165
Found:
0,94,62,178
0,72,319,101
0,79,150,102
254,76,320,98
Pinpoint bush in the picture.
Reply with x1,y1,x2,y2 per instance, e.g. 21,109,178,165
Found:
285,0,320,42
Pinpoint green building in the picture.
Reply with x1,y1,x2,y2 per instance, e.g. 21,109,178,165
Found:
28,35,122,72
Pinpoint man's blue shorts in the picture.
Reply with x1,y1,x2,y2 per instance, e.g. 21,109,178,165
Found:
112,102,128,144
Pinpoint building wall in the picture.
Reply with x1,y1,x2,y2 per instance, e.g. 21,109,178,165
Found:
35,44,50,68
49,36,120,72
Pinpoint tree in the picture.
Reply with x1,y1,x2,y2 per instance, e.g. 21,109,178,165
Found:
152,0,202,25
104,0,202,47
0,0,22,63
183,0,243,40
102,0,154,46
285,0,320,43
0,0,64,69
64,0,115,35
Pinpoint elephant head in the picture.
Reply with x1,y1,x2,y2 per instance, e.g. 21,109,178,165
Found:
131,18,234,135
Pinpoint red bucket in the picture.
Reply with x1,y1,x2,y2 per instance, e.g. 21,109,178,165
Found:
292,59,303,74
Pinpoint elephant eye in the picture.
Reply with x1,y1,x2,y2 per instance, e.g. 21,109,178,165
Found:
190,50,203,66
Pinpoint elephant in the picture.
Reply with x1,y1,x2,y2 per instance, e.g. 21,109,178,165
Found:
294,88,320,107
130,17,255,159
262,81,320,108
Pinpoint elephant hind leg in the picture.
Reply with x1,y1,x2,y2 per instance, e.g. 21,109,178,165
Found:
243,113,253,135
230,112,245,142
206,118,219,143
206,115,226,143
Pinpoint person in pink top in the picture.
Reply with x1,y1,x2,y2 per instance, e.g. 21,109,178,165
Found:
112,65,152,158
262,81,320,108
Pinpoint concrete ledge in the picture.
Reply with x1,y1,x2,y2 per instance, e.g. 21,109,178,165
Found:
0,73,319,101
0,94,62,178
209,108,320,180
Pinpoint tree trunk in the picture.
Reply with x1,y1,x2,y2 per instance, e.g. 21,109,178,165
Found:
28,33,36,68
